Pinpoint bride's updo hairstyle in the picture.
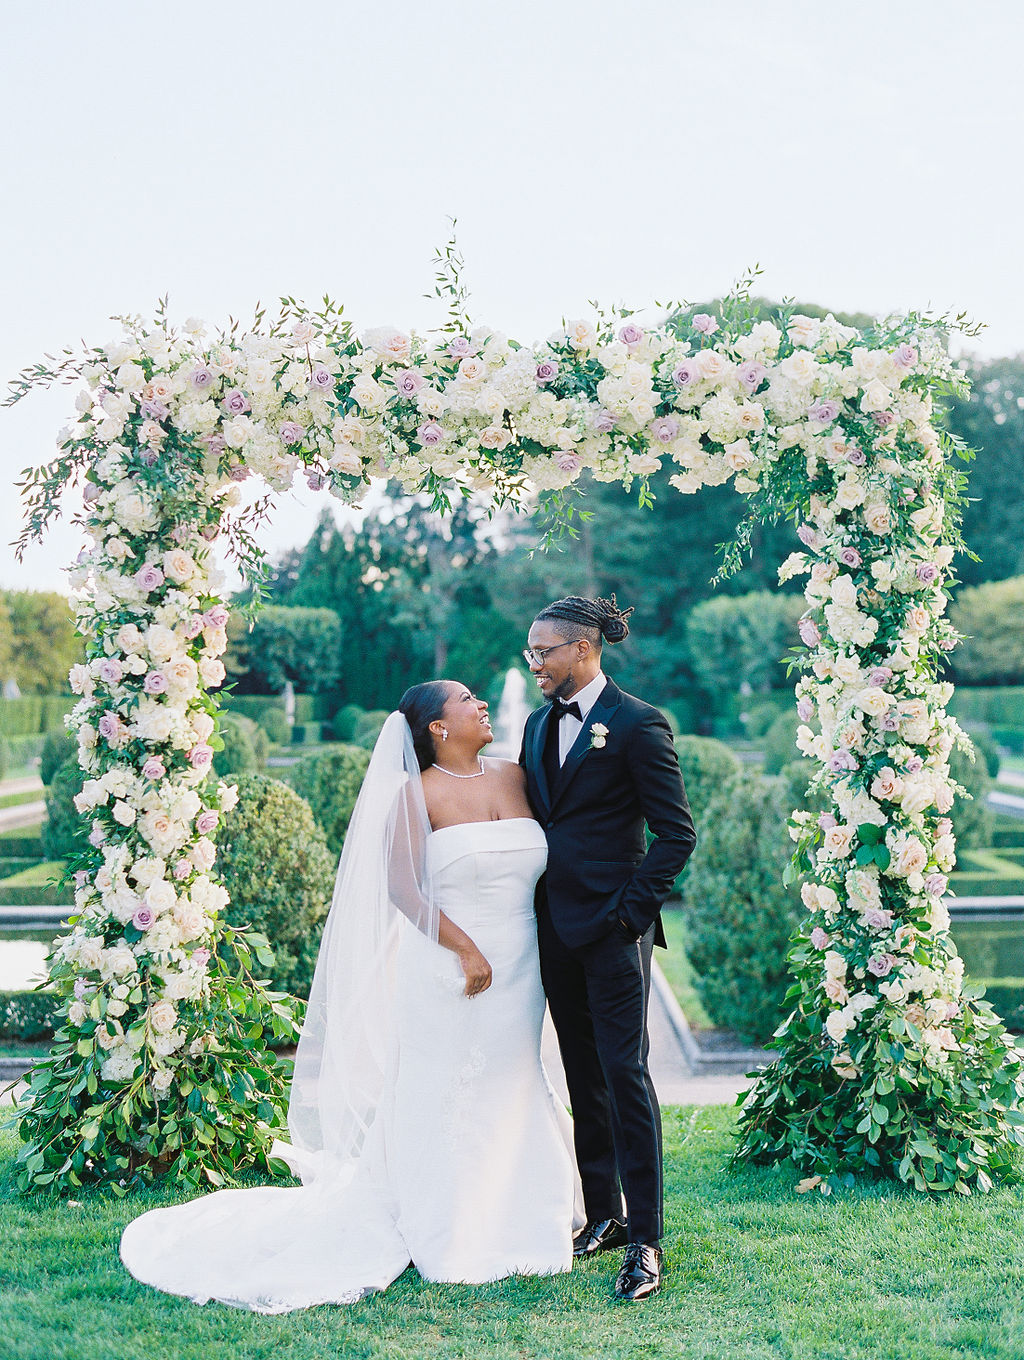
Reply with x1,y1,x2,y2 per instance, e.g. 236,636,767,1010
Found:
398,680,451,772
533,594,634,649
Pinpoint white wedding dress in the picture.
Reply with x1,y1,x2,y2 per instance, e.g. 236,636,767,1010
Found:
120,817,576,1312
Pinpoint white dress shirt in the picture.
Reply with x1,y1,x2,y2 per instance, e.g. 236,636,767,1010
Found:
557,671,607,766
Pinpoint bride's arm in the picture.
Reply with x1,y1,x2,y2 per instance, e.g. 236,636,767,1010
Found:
387,783,492,997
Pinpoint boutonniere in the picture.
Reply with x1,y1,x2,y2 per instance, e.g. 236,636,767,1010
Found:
588,722,609,750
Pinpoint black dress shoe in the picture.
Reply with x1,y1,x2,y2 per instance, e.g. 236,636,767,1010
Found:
615,1243,662,1301
572,1217,629,1258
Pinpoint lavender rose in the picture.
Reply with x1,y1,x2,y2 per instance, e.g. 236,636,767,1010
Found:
280,421,304,445
649,416,680,444
134,563,164,592
132,904,155,931
143,671,167,695
417,421,445,446
809,400,840,424
309,365,334,391
839,546,862,568
395,368,424,398
692,313,718,335
535,360,559,385
867,954,896,978
618,323,644,346
188,744,214,771
142,757,165,780
671,361,699,389
798,617,821,647
223,388,251,415
737,360,767,391
189,365,215,390
892,343,918,370
916,563,939,584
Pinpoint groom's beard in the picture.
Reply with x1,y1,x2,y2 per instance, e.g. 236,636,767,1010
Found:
546,673,579,702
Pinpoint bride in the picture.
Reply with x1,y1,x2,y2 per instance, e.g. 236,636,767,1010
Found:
120,680,578,1311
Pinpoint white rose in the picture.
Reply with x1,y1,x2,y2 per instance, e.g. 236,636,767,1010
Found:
863,501,893,535
854,688,892,718
148,1000,178,1034
824,825,855,859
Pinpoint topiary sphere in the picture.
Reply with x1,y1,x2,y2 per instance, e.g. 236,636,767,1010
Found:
673,735,742,823
290,743,370,857
216,774,336,999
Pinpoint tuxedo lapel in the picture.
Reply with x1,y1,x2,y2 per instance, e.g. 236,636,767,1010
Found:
550,681,622,811
528,704,554,814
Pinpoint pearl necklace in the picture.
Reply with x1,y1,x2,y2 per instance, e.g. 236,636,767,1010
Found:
432,758,486,779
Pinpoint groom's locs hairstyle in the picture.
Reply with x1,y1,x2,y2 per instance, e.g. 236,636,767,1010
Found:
398,681,451,771
534,595,634,650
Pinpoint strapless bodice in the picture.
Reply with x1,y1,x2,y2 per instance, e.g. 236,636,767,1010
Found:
426,818,547,927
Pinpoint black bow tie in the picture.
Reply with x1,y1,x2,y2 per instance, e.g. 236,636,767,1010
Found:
552,699,583,722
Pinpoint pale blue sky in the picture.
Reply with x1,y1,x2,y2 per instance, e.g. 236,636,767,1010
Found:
1,0,1020,592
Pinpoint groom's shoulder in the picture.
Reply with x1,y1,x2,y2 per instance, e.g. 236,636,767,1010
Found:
606,681,667,726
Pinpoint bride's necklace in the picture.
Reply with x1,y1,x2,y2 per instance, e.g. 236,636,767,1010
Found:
432,757,486,779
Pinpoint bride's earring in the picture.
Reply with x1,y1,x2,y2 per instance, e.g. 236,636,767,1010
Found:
441,728,449,741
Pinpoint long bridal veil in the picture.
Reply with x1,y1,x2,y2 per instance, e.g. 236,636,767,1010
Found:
120,711,441,1311
280,709,439,1182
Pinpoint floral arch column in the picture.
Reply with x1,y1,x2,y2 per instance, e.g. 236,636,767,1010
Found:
7,274,1022,1195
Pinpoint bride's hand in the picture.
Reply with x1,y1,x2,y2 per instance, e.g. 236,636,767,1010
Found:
456,942,493,998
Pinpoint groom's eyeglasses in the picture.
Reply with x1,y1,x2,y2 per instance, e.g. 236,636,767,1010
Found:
522,641,575,667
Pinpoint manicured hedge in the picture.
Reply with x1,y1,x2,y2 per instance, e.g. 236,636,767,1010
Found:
0,835,44,855
291,722,324,745
949,686,1024,727
0,989,60,1041
0,696,75,738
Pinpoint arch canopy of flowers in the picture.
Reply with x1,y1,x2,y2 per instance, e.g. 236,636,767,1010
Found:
7,262,1021,1199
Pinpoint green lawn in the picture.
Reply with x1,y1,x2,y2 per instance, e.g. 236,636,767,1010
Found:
5,1108,1024,1359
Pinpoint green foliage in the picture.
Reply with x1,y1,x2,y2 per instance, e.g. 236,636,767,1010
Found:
947,356,1024,588
290,744,370,856
225,605,342,695
259,706,291,745
976,979,1024,1032
742,698,791,741
949,685,1024,727
212,713,268,778
950,577,1024,685
686,591,805,698
0,591,84,695
761,711,802,775
0,695,75,738
672,736,742,823
734,961,1024,1195
353,710,390,749
39,728,75,786
8,919,300,1196
0,734,9,783
684,774,803,1043
949,740,992,851
965,727,1001,780
41,757,87,860
333,703,365,740
0,989,60,1041
217,775,336,998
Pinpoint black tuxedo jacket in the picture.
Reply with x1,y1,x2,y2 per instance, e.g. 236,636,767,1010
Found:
520,678,697,950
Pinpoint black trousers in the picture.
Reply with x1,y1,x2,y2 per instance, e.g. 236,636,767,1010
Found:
537,899,663,1245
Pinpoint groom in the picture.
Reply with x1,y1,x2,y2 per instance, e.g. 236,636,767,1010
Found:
520,595,696,1302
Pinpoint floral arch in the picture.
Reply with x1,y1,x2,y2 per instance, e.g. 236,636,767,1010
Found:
7,261,1023,1197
